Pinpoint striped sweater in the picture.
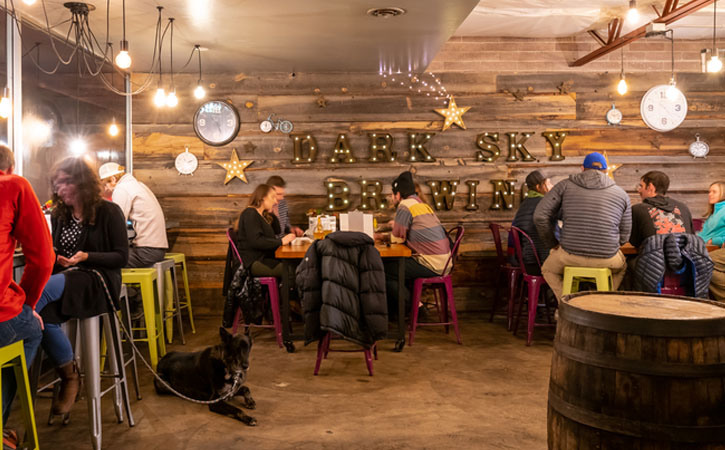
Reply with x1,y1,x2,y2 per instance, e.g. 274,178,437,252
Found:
392,195,451,274
533,170,631,258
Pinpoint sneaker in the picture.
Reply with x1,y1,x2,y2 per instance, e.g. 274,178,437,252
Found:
3,429,18,450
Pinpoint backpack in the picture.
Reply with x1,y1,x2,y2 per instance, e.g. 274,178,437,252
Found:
222,264,265,328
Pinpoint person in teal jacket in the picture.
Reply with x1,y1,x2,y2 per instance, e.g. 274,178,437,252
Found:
698,181,725,246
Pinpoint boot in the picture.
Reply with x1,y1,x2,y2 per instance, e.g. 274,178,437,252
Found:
52,361,79,416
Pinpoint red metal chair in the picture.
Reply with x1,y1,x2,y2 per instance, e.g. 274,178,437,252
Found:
313,332,377,376
408,226,464,346
488,223,521,331
225,228,283,348
509,226,556,346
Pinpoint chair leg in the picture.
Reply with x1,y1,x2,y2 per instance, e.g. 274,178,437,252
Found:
180,260,196,334
107,312,135,428
313,332,329,376
506,270,519,331
102,315,123,424
408,280,424,346
139,280,160,370
231,308,242,336
439,286,449,334
267,283,284,348
323,333,331,359
363,348,374,376
489,267,502,322
120,290,141,401
444,278,462,345
526,280,543,346
80,317,102,450
12,351,38,450
512,279,526,336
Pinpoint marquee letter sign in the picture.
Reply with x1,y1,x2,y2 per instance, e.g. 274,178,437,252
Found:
325,180,350,211
465,180,480,210
542,131,567,161
505,132,536,162
329,134,356,164
407,132,436,162
475,132,501,162
490,179,517,210
368,133,396,162
291,134,318,164
359,179,386,210
427,180,459,211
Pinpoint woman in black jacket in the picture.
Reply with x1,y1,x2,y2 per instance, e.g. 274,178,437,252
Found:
236,184,295,280
510,170,553,275
35,157,128,419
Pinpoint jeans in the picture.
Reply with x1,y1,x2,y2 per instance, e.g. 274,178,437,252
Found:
35,273,74,367
0,304,42,425
384,257,438,317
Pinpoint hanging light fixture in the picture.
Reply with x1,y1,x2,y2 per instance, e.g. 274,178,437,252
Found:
0,88,10,119
626,0,639,24
193,45,206,99
21,0,36,5
707,0,722,73
114,0,131,69
665,30,681,100
165,18,178,108
617,48,628,95
108,118,119,136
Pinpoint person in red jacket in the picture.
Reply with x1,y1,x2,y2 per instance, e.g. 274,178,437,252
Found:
0,145,54,430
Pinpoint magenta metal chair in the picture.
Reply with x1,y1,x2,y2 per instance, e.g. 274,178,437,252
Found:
659,271,688,296
408,226,464,346
488,223,521,330
509,226,556,346
313,332,377,376
225,228,283,348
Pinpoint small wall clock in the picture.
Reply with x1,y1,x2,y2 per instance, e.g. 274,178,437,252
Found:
606,103,622,126
689,134,710,158
639,84,688,132
193,100,240,146
175,146,199,175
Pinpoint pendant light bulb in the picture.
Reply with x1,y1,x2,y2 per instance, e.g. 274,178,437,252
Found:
22,0,37,5
617,76,628,95
69,138,87,156
707,54,723,73
666,78,679,100
194,84,206,100
0,89,10,119
154,88,167,107
108,120,120,137
166,90,179,108
626,0,639,24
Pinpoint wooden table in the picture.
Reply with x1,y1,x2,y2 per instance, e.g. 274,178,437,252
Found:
275,242,412,352
621,243,721,255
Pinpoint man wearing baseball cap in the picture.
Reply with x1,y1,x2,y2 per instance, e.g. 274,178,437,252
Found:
99,162,168,268
533,152,631,298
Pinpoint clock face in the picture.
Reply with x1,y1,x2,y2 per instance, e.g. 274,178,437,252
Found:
606,107,622,125
689,139,710,158
193,101,240,146
640,84,688,132
175,151,199,175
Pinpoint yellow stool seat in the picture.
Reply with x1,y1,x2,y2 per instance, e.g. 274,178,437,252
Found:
164,253,195,334
0,340,38,450
121,268,166,369
562,266,613,296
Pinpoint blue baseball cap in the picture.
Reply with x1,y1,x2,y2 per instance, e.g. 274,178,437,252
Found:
583,152,607,170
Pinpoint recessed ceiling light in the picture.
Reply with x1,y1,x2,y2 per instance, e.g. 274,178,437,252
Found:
367,7,406,18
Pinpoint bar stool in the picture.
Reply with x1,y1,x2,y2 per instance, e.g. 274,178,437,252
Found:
562,267,613,296
164,253,196,334
313,332,377,376
153,259,185,345
117,284,141,400
121,268,166,369
0,341,38,450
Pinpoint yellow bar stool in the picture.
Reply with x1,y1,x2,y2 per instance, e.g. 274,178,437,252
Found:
121,268,166,369
562,267,613,296
164,252,195,334
0,341,38,450
153,259,184,345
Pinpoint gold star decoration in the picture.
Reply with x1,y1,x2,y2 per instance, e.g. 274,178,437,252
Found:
434,96,471,132
602,151,622,180
217,149,253,184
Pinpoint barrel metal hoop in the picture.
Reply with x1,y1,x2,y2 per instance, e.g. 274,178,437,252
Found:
559,294,725,337
548,389,725,443
555,343,725,378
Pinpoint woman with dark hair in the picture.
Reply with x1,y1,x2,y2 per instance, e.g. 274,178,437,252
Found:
509,170,553,275
35,157,128,419
699,181,725,246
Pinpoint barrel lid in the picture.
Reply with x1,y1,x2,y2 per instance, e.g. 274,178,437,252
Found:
561,291,725,337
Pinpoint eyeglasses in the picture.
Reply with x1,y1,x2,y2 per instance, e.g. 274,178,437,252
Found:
53,177,75,190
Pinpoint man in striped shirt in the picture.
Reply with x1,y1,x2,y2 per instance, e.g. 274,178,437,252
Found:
267,176,304,239
385,171,451,314
534,152,631,299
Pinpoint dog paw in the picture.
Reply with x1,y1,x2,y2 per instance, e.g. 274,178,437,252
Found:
241,398,256,410
240,415,257,426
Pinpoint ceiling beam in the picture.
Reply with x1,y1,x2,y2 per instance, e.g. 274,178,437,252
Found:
570,0,715,67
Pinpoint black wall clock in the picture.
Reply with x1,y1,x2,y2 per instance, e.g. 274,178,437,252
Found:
193,100,240,146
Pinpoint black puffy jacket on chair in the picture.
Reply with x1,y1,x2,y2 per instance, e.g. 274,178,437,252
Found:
296,231,387,348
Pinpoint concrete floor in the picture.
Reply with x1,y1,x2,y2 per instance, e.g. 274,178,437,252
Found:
28,314,555,449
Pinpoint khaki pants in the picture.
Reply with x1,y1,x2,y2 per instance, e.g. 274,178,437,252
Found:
709,248,725,302
542,247,627,299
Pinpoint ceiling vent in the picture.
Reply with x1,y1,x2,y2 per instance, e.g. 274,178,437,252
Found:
367,7,406,18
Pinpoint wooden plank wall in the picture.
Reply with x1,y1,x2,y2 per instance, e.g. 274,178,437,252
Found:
131,71,725,315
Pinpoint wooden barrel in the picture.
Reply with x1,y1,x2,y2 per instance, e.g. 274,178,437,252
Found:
548,292,725,449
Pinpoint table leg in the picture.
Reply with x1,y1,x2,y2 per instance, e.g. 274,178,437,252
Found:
281,261,296,353
394,257,406,352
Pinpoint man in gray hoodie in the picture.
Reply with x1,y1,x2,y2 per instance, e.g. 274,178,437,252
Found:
533,152,632,298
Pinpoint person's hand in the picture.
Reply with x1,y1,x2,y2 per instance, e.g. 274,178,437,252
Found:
292,226,304,237
282,233,296,245
33,309,44,330
57,255,73,267
57,251,88,267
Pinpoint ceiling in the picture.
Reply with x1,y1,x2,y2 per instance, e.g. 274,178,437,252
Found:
15,0,725,74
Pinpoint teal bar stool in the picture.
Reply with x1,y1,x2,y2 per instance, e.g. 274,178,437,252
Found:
562,267,613,296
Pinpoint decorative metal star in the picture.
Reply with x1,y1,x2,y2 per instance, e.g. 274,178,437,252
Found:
434,96,471,131
243,141,257,153
602,151,622,180
218,149,253,184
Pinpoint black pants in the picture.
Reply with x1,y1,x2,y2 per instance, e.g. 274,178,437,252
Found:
384,257,438,318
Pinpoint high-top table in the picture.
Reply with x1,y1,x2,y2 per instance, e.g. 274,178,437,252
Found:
620,243,721,255
275,242,411,352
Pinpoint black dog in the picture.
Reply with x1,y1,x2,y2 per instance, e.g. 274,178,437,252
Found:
154,327,257,425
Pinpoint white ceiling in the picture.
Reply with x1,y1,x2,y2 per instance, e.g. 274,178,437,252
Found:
16,0,725,74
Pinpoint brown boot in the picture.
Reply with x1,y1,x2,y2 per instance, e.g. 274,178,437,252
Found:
52,361,79,415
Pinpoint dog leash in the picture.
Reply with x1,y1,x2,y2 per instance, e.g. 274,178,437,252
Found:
89,268,245,405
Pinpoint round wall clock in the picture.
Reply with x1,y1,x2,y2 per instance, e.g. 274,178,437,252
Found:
193,100,240,146
606,103,622,126
689,134,710,158
175,147,199,175
639,84,688,132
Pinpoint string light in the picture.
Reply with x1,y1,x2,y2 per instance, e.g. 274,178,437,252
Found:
626,0,639,24
380,71,450,104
